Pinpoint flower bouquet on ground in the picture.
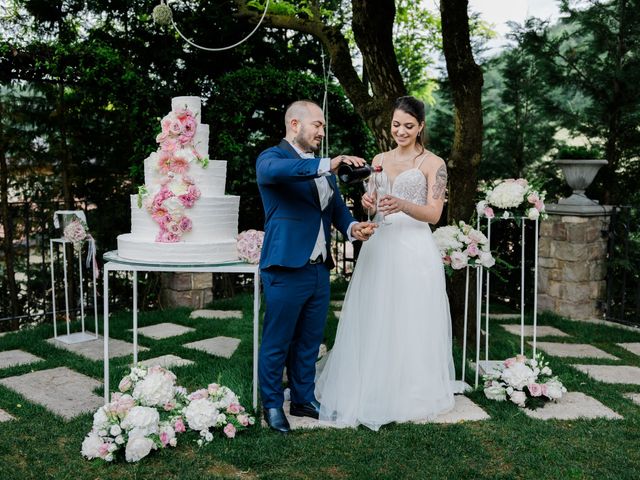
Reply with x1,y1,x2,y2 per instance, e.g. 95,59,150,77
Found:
432,221,496,275
483,353,567,409
81,366,254,463
237,229,264,264
476,178,546,221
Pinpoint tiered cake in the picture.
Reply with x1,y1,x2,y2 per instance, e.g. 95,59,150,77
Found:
117,96,240,263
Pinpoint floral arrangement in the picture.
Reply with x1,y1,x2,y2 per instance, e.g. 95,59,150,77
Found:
433,221,495,274
63,218,90,244
476,178,546,221
237,229,264,264
483,353,567,409
138,104,209,243
81,365,253,463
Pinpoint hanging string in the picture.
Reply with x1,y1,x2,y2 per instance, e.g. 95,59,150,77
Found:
153,0,271,52
320,44,332,158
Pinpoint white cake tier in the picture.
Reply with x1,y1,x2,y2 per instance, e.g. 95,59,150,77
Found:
143,157,226,197
130,194,240,242
117,233,238,264
172,96,201,119
192,123,209,158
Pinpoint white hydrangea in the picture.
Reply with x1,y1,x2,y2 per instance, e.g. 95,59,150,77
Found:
125,431,156,462
81,432,106,460
501,362,535,390
544,378,566,400
121,406,160,437
484,381,506,401
132,370,176,407
432,225,463,252
486,181,527,209
92,407,110,431
184,398,218,432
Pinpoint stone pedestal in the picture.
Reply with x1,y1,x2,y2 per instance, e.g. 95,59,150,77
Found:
160,273,213,309
537,206,611,320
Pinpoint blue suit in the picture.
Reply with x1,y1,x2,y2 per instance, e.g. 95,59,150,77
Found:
257,139,355,408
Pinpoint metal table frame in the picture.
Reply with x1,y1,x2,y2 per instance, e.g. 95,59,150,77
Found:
101,251,261,409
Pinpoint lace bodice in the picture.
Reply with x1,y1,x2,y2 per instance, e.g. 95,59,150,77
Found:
389,168,428,206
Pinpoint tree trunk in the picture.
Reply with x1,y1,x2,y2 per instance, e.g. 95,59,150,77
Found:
0,139,20,330
440,0,484,345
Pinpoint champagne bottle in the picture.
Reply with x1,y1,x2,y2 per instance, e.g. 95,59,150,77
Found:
337,163,383,184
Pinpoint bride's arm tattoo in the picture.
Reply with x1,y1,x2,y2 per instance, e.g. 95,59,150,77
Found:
432,164,447,200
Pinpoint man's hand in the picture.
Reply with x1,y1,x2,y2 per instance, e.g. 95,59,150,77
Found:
330,154,366,173
351,221,378,241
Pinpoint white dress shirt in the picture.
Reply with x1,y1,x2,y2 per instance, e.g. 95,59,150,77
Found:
289,142,356,262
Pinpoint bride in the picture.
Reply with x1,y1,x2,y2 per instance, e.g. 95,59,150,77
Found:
315,96,455,430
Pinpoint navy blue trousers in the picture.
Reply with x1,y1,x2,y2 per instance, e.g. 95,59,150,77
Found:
259,262,330,408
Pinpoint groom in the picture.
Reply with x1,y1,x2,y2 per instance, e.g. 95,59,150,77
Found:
256,100,376,433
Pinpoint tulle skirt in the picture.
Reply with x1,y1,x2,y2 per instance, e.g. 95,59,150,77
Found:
315,212,455,430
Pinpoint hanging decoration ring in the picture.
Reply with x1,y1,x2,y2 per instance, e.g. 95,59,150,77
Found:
153,0,271,52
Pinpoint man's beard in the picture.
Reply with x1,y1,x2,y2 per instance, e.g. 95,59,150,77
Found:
294,129,319,152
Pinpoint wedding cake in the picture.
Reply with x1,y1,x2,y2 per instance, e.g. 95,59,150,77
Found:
117,96,240,263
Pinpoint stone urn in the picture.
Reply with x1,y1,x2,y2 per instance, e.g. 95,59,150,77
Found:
555,159,607,206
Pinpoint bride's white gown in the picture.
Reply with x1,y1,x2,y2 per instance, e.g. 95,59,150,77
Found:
315,165,455,431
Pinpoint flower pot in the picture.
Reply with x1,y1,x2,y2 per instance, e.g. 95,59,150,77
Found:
555,159,607,205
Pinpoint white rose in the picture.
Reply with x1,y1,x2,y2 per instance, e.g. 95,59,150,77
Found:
205,431,214,442
81,432,105,459
502,211,510,219
509,390,527,407
527,208,540,220
125,434,156,462
132,371,175,407
109,424,122,436
541,366,552,376
115,435,125,445
450,251,468,270
92,407,110,430
468,229,488,245
484,382,507,401
121,406,160,437
479,251,495,268
105,453,114,462
476,201,488,216
501,362,535,390
216,413,227,426
184,398,218,432
544,378,565,400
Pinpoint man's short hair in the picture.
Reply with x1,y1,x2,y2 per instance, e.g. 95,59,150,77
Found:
284,100,322,128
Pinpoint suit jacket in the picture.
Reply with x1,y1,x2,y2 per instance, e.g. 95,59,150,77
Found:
256,139,355,270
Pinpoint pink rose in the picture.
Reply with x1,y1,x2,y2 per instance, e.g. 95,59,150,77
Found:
182,117,197,137
160,431,169,446
178,216,192,232
528,383,543,397
98,443,110,457
484,207,495,219
227,403,241,414
504,357,516,368
443,255,451,265
188,388,209,401
169,120,182,135
527,193,539,204
118,376,132,392
163,400,176,411
187,185,201,198
540,384,548,397
466,243,479,257
161,138,178,153
223,423,236,439
178,193,196,208
174,418,186,433
237,414,249,427
207,383,220,394
161,118,172,133
534,199,544,211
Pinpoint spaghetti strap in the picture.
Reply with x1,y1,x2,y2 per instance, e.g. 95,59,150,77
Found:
379,152,385,167
415,153,428,169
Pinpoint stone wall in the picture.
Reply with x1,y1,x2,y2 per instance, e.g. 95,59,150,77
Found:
160,273,213,309
537,214,609,320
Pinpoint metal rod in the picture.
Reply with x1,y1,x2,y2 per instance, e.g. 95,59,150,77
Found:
50,240,57,338
462,266,470,383
62,242,70,337
521,219,526,355
133,271,138,366
485,217,491,362
103,265,110,403
533,218,539,357
78,244,85,333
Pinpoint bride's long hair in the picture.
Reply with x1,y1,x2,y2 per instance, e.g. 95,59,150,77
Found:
393,96,427,154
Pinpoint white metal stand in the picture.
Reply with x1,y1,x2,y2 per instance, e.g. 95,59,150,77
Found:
457,265,484,392
475,216,540,383
101,251,261,410
50,237,98,344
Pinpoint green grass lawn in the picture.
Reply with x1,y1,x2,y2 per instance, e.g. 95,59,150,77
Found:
0,282,639,479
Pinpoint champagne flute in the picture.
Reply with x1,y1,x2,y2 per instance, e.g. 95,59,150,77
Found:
363,175,376,222
374,172,391,225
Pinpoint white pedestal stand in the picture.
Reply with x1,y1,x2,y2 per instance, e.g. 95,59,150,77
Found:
49,237,98,344
456,265,482,393
474,216,539,385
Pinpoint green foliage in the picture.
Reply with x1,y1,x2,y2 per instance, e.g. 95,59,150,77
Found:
554,144,604,159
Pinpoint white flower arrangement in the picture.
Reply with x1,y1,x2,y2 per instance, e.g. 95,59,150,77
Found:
81,366,254,463
482,353,567,408
477,178,546,221
433,221,496,275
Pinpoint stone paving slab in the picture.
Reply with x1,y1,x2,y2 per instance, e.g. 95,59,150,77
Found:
134,322,195,340
484,313,521,320
138,354,195,369
0,408,14,422
0,366,103,420
572,365,640,385
500,325,570,337
524,392,622,420
0,350,44,369
47,335,148,361
532,342,618,360
189,310,242,320
616,343,640,357
262,396,489,430
330,300,343,307
183,336,240,358
624,392,640,406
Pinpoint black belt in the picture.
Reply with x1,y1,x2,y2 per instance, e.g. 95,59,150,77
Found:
309,254,324,264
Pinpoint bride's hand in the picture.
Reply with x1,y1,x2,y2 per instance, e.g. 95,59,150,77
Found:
361,191,377,211
378,194,405,215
